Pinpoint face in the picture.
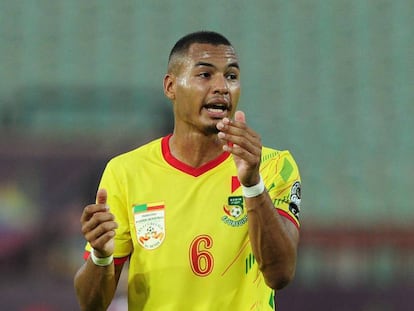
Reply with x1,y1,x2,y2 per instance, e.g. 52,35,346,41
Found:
164,43,241,135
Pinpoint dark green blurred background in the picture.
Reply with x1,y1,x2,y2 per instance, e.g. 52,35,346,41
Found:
1,1,413,310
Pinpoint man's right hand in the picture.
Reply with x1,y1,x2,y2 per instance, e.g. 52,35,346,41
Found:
80,188,118,257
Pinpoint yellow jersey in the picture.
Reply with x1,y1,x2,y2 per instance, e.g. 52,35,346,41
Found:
85,134,301,310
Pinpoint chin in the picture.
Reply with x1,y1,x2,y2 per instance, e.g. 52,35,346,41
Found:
203,124,220,135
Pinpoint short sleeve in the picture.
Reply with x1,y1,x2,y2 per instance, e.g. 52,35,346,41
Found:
261,149,302,229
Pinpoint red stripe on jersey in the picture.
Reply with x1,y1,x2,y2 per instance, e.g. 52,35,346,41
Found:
231,176,241,193
277,209,300,230
147,204,165,210
162,134,231,177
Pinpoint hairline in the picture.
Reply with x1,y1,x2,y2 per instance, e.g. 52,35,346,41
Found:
167,31,235,73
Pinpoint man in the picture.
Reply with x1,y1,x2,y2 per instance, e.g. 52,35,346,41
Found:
74,31,302,310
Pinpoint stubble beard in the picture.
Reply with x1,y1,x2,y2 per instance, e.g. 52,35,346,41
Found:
203,120,221,136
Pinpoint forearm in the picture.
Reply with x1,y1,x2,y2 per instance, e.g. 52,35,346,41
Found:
74,257,118,311
246,191,299,290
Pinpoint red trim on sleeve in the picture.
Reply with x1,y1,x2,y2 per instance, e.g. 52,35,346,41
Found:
277,209,300,230
83,251,129,265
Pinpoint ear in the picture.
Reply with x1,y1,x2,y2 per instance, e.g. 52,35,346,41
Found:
163,73,176,100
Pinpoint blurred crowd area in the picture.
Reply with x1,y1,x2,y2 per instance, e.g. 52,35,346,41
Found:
1,1,414,310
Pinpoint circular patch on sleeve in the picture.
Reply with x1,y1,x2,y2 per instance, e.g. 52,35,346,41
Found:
289,181,301,219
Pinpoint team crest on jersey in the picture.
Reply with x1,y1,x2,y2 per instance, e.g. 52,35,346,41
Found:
221,196,248,227
133,202,165,250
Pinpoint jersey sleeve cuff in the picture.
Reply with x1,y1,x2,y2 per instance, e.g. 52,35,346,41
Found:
277,209,300,230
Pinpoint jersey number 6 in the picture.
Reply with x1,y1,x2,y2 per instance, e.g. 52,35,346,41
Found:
189,235,214,277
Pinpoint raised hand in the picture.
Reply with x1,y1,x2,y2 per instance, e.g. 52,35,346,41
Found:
80,188,118,257
217,110,262,186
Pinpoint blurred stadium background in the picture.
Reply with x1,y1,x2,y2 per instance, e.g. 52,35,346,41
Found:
1,1,413,310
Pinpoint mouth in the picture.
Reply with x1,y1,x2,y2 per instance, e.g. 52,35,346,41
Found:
204,96,232,112
203,103,230,119
204,103,228,113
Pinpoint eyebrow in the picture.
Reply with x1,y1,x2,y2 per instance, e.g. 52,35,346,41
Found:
195,61,240,70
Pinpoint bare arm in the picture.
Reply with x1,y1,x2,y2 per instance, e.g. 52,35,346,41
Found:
74,189,121,310
217,111,299,289
74,257,124,311
245,192,299,289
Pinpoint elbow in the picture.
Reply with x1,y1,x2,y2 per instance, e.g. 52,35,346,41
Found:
262,264,296,290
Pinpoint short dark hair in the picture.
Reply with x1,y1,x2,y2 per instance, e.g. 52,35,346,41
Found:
168,31,233,63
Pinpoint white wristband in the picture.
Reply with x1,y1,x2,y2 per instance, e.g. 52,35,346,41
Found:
91,249,113,266
241,175,265,198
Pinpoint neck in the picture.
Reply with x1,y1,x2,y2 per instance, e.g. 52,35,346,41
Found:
169,131,224,168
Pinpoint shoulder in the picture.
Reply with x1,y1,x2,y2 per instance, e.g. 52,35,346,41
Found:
260,146,300,179
261,146,297,164
107,137,164,168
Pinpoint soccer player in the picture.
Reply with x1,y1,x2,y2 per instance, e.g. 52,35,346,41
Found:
74,31,302,310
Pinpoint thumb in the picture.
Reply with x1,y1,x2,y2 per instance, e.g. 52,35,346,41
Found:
96,188,107,205
234,110,246,123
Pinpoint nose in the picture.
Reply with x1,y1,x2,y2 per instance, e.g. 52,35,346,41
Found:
212,75,229,94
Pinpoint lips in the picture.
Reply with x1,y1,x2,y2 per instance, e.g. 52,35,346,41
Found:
205,103,228,112
204,97,230,110
203,103,230,119
202,96,231,118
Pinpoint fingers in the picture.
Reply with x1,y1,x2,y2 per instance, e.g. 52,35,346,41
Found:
217,111,262,186
96,188,107,205
234,110,245,123
80,188,109,223
80,188,117,254
217,110,262,156
81,208,116,237
83,215,117,251
218,110,257,141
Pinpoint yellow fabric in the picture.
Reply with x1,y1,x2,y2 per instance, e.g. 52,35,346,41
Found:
85,135,301,310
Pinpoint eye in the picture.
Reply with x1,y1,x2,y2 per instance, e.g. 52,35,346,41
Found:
226,73,238,80
198,72,211,78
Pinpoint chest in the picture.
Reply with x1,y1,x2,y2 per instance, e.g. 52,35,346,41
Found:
124,168,250,266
